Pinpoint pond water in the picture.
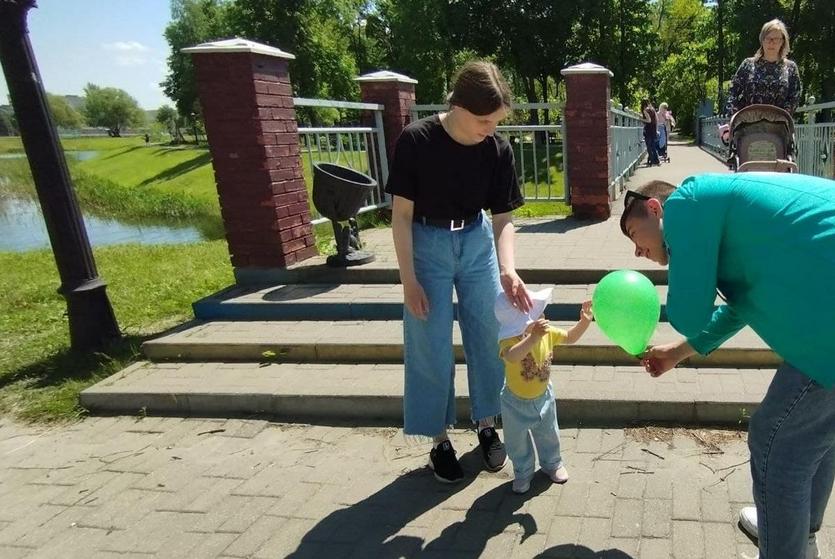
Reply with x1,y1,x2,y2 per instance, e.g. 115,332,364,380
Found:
0,195,209,253
0,150,100,161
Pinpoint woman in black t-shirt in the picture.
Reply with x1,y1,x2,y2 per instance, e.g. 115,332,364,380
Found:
385,61,529,483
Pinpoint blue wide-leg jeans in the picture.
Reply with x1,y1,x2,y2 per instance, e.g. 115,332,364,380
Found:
403,213,505,437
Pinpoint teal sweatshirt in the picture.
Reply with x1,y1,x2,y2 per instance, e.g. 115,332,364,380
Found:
663,172,835,387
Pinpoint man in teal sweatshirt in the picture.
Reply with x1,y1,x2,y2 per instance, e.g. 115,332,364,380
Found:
620,172,835,559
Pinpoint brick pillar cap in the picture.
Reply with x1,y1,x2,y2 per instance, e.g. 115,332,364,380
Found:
181,37,295,59
561,62,613,77
355,70,418,84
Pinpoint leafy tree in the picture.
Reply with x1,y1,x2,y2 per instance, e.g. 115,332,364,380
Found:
225,0,361,102
655,40,717,133
161,0,230,118
788,0,835,105
0,109,18,136
349,2,389,75
155,104,186,142
82,84,145,137
655,0,708,59
375,0,459,102
46,93,84,129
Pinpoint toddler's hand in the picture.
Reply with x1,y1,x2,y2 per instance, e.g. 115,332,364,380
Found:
526,318,549,339
580,300,594,322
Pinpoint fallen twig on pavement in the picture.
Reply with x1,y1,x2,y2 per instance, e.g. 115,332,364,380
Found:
641,448,665,460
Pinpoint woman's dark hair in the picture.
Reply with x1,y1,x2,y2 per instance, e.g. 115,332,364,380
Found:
640,99,651,111
447,61,512,116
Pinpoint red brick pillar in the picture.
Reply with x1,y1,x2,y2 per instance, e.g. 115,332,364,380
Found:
561,63,614,220
182,38,317,272
356,71,418,167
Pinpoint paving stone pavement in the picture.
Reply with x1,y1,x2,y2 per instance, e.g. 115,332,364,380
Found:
2,416,833,558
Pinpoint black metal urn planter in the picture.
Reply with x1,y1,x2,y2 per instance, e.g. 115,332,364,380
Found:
312,162,377,267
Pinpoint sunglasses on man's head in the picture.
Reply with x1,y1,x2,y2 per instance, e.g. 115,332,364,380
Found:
619,190,652,236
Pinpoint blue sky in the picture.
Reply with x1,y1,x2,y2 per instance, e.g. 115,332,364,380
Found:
0,0,175,110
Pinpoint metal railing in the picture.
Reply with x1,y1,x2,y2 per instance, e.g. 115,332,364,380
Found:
795,100,835,179
411,103,566,202
698,99,835,179
293,97,389,224
699,115,730,159
609,102,645,199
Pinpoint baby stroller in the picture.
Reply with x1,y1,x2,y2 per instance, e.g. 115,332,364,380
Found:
656,123,670,163
728,104,796,173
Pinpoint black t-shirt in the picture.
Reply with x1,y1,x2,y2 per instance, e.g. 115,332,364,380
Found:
384,115,524,219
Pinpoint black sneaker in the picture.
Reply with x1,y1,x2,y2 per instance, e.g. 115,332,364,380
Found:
477,427,507,472
429,440,464,483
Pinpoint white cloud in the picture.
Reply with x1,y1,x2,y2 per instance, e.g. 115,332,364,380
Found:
115,55,147,67
101,42,151,66
101,41,150,52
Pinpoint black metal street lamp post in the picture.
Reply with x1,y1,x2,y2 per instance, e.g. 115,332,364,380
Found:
0,0,120,349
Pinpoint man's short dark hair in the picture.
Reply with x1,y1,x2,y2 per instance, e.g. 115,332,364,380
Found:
620,180,677,235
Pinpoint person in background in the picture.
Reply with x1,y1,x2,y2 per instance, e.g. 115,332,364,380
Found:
656,102,675,136
719,19,802,145
640,99,660,166
727,18,802,115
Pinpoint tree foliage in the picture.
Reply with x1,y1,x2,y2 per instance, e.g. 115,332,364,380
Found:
82,84,145,137
159,0,834,129
161,0,230,117
155,104,186,142
46,93,84,129
0,108,16,136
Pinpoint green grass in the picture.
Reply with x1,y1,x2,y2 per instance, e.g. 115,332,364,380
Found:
0,241,233,423
515,200,572,218
0,135,145,154
512,142,565,201
76,145,220,217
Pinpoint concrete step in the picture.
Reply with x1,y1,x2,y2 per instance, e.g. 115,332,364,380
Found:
80,361,773,426
234,266,669,287
193,283,699,322
142,319,778,368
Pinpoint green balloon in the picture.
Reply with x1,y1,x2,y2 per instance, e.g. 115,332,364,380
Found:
592,270,660,356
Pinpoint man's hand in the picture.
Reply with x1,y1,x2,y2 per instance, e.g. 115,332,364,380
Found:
641,340,696,377
500,269,532,313
402,279,429,320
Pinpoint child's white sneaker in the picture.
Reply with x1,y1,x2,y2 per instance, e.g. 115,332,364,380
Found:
512,476,532,494
543,465,569,484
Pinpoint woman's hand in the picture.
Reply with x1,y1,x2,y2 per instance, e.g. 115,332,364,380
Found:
640,340,695,377
500,269,532,312
402,279,429,320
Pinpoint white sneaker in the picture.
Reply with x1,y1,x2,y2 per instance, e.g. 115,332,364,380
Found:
543,465,569,484
738,507,821,559
738,506,758,539
512,476,531,494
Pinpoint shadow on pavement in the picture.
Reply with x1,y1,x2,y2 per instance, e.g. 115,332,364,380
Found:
515,217,605,234
534,544,636,558
284,447,561,558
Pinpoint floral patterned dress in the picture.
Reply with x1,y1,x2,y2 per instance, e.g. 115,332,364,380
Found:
727,57,802,114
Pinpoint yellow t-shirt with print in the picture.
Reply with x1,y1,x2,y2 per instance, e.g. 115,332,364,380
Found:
499,326,567,399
